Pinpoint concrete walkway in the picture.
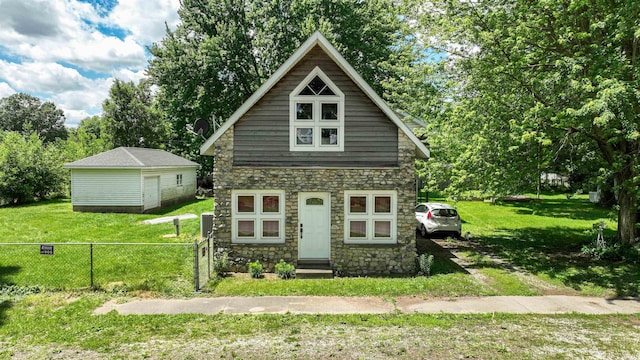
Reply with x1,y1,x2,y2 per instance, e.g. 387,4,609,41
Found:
141,214,197,225
94,295,640,315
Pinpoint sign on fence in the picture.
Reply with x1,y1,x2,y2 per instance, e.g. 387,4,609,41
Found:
39,244,54,255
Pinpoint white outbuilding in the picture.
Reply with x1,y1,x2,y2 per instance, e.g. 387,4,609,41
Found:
64,147,199,213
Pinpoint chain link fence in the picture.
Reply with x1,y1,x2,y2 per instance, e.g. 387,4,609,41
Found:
0,242,210,293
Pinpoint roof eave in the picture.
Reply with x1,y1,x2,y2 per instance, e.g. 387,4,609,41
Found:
200,33,324,156
199,31,431,159
64,165,199,170
315,38,430,159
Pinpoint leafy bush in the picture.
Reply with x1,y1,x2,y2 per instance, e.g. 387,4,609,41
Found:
213,252,229,277
416,254,435,277
248,261,264,279
0,132,66,204
582,242,640,263
581,221,640,263
274,259,295,280
0,284,43,298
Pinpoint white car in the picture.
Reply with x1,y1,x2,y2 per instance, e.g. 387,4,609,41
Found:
415,203,462,238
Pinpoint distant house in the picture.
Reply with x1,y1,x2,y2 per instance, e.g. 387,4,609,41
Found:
541,172,569,188
199,32,430,275
64,147,199,213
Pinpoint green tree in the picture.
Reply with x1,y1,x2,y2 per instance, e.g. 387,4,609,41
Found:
0,132,66,204
64,116,111,162
77,116,106,140
0,93,67,142
102,79,169,148
422,0,640,243
147,0,426,172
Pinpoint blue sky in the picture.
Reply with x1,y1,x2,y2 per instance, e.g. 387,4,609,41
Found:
0,0,180,127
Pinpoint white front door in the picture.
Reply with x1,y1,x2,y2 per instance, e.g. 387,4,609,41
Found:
298,192,331,260
143,176,160,210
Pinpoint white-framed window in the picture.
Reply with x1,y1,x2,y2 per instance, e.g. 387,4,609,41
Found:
176,174,183,187
289,66,345,152
344,190,397,244
232,190,285,244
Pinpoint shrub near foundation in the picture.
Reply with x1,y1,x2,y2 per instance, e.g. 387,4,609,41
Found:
213,252,229,277
417,254,435,277
274,259,295,279
248,261,264,279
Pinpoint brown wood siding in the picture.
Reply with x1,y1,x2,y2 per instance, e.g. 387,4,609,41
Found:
233,46,398,167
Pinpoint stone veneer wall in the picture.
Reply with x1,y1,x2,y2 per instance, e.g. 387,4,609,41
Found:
212,126,417,275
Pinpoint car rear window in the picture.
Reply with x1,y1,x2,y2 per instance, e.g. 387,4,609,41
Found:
432,208,458,217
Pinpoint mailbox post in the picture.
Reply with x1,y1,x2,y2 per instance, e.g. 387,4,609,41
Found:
173,217,180,236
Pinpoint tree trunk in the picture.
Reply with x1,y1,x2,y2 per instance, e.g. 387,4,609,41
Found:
616,172,638,244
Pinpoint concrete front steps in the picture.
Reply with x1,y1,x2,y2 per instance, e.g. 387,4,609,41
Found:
296,260,333,279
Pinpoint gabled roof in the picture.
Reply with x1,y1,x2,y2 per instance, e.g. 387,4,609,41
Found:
64,147,199,169
200,31,430,158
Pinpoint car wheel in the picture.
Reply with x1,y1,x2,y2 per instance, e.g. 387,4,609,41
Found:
420,224,428,238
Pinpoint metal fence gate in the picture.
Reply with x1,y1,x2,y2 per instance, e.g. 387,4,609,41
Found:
194,238,211,291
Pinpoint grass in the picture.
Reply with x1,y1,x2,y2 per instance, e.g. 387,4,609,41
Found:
0,194,639,358
452,193,640,296
0,198,213,293
203,194,635,298
0,292,638,359
206,273,492,298
0,197,213,243
1,193,638,297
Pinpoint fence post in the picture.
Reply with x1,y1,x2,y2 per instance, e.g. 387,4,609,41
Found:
207,236,211,280
193,239,199,292
90,243,94,289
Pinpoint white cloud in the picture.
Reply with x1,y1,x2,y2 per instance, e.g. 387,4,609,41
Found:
51,77,112,109
0,0,181,127
0,1,148,74
0,59,112,126
51,76,114,127
0,60,88,93
0,0,178,75
64,109,96,127
0,82,16,98
113,68,147,84
108,0,180,44
57,34,147,73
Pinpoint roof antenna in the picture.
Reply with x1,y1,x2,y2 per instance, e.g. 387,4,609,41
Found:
211,114,222,133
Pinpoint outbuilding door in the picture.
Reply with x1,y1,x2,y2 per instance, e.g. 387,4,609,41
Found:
143,176,160,211
298,192,331,260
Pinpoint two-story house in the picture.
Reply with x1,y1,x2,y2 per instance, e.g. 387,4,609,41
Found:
200,32,430,275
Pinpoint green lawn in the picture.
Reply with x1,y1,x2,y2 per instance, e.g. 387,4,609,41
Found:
1,195,640,358
1,194,637,297
0,198,213,243
0,198,213,294
0,292,638,359
207,273,493,298
205,193,638,298
453,194,639,296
